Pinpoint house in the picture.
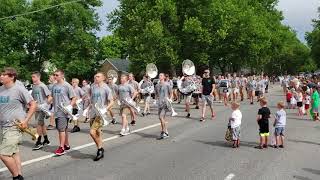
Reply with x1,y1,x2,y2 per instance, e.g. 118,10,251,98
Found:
99,58,131,83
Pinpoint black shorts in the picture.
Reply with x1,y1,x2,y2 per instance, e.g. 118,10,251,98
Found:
72,108,78,115
297,102,303,107
258,121,269,134
192,93,201,98
255,91,260,97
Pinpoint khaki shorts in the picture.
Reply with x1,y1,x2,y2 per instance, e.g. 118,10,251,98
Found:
120,106,131,115
0,127,22,156
90,116,103,130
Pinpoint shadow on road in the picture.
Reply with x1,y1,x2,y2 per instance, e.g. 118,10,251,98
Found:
303,168,320,175
293,175,312,180
288,139,320,146
194,140,257,148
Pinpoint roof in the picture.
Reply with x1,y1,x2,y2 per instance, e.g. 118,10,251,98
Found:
105,58,130,73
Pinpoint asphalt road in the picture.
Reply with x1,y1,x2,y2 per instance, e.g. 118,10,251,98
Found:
1,84,320,180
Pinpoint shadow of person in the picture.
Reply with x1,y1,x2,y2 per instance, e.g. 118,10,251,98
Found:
293,175,312,180
302,168,320,175
194,140,257,148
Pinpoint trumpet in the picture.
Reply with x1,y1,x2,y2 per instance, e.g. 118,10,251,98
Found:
14,120,39,141
38,103,52,116
166,98,178,117
94,103,109,126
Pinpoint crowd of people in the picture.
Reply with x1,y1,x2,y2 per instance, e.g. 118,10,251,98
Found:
0,66,320,180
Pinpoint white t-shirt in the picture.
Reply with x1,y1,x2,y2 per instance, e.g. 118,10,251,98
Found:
230,109,242,128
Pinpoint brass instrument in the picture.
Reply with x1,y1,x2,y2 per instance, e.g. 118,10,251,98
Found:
58,103,79,123
14,120,39,141
94,103,109,126
121,97,141,113
107,69,118,84
139,63,157,94
178,59,197,95
38,103,52,116
166,98,178,117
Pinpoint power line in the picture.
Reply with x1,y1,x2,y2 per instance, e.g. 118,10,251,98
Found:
0,0,83,21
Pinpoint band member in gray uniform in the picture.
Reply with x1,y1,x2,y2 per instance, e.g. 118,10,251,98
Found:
51,69,76,156
181,75,193,118
107,77,118,124
118,75,137,136
140,75,153,116
89,72,114,161
128,73,139,125
71,78,85,133
0,67,36,180
31,71,52,150
155,73,173,139
82,80,91,122
47,75,56,130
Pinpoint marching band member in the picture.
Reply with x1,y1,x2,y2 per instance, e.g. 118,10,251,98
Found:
192,75,202,110
140,75,153,116
231,73,240,102
118,74,138,136
239,75,247,101
71,78,85,133
31,71,52,150
0,67,36,180
89,72,114,161
107,76,118,124
181,75,193,118
155,73,173,139
128,73,139,126
247,76,257,105
51,69,76,156
219,76,230,106
82,80,91,122
47,75,56,130
200,69,216,122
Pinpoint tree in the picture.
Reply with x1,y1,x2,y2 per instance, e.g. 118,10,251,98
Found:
307,7,320,69
97,34,126,60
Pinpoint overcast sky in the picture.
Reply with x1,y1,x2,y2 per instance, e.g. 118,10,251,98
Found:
97,0,319,42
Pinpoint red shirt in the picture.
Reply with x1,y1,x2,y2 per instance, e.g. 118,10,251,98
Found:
286,92,292,102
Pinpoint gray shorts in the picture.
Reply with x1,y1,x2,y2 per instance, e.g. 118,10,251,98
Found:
158,103,169,119
143,95,151,103
35,111,46,126
55,117,69,132
202,95,213,107
232,126,241,140
275,127,285,136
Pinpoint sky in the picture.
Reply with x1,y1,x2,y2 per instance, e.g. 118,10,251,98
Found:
97,0,319,42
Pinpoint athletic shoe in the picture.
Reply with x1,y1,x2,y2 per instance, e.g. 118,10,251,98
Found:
147,112,151,115
54,147,65,156
124,128,131,135
42,140,51,146
32,143,43,150
160,132,169,139
195,106,199,109
186,113,190,118
254,146,263,149
130,120,136,126
200,118,205,122
47,125,55,130
120,129,126,136
71,126,80,133
263,144,268,149
64,145,71,151
111,119,117,124
94,148,104,161
279,145,284,148
13,175,24,180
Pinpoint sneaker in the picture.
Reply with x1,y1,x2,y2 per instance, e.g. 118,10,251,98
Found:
93,148,104,161
195,106,199,109
32,143,43,150
42,140,51,146
254,146,263,149
47,125,55,130
200,118,205,122
71,126,80,133
147,112,151,115
141,112,145,117
120,129,126,136
172,111,178,117
124,128,131,135
279,145,284,148
263,144,268,149
64,145,71,151
54,147,65,156
273,145,279,149
111,119,117,124
13,175,24,180
159,132,169,139
186,113,190,118
130,120,136,126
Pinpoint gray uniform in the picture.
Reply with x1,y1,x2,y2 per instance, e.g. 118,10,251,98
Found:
89,83,113,118
51,82,75,131
32,82,51,125
128,80,139,92
108,83,118,99
155,82,172,117
82,85,91,109
0,84,33,128
141,80,153,102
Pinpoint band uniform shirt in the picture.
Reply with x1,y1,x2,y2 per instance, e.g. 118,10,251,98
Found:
89,83,113,118
32,82,51,111
118,83,135,106
128,80,139,92
140,80,153,95
108,83,119,99
51,82,75,118
155,82,172,106
0,84,33,128
202,77,215,95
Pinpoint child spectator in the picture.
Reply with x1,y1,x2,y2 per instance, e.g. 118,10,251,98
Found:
273,101,286,148
229,102,242,148
255,97,271,149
